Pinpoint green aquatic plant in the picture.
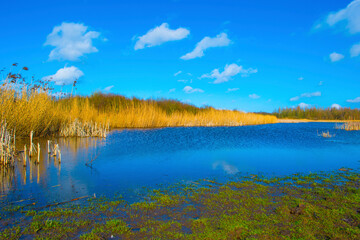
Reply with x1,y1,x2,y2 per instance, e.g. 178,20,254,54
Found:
1,170,360,239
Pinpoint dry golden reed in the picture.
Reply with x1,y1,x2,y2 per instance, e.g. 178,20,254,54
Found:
60,119,109,138
56,94,277,129
1,88,277,137
336,122,360,131
0,121,16,166
0,66,277,138
0,86,62,137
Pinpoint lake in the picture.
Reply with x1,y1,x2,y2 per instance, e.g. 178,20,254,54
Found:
1,122,360,205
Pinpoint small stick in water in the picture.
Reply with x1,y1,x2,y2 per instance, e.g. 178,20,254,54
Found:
58,148,61,163
23,145,27,167
37,143,40,164
13,130,16,152
47,140,51,154
53,144,58,157
56,144,61,163
29,131,33,157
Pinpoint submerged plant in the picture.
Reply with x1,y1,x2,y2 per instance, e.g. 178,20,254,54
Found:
318,130,335,138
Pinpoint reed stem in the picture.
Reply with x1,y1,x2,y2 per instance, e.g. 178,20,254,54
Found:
37,143,40,164
23,145,27,167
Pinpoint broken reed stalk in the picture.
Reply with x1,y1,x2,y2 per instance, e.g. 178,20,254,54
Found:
29,131,33,157
0,121,16,167
58,148,61,163
317,130,334,138
52,144,58,157
59,119,109,138
23,145,27,167
13,130,15,152
48,141,61,163
47,140,51,154
37,143,40,164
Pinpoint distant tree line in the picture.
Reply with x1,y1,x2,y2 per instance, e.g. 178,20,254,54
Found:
273,107,360,120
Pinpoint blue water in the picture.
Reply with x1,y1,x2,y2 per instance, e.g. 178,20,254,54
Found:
1,122,360,205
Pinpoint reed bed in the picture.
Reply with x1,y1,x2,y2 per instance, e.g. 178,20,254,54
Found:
59,119,109,138
57,94,277,129
0,121,16,166
0,65,277,139
0,85,277,138
335,122,360,131
0,83,62,137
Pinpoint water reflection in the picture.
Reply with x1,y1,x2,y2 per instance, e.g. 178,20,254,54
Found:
213,161,239,175
1,123,360,205
0,167,15,195
1,137,106,202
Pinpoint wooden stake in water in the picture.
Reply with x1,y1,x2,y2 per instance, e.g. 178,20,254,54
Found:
23,145,27,167
37,143,40,164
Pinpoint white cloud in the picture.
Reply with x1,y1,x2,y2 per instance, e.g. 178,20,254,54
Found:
183,86,204,94
181,33,231,60
174,71,182,76
103,85,114,92
249,93,260,99
45,22,101,61
325,0,360,34
301,91,321,98
331,103,341,109
168,88,176,93
298,103,311,108
226,88,239,92
134,23,190,50
347,97,360,103
329,52,345,62
43,66,84,85
298,77,304,81
177,79,188,83
290,96,300,101
350,42,360,57
290,91,321,101
319,81,324,86
201,63,257,84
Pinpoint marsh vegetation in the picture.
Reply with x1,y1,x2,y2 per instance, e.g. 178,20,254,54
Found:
0,64,277,140
1,170,360,239
318,130,335,138
336,122,360,131
275,106,360,120
0,65,275,168
1,65,360,239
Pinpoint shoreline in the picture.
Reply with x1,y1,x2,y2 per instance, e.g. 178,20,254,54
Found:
277,119,360,123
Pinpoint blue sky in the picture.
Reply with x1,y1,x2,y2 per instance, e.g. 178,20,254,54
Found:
1,0,360,112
